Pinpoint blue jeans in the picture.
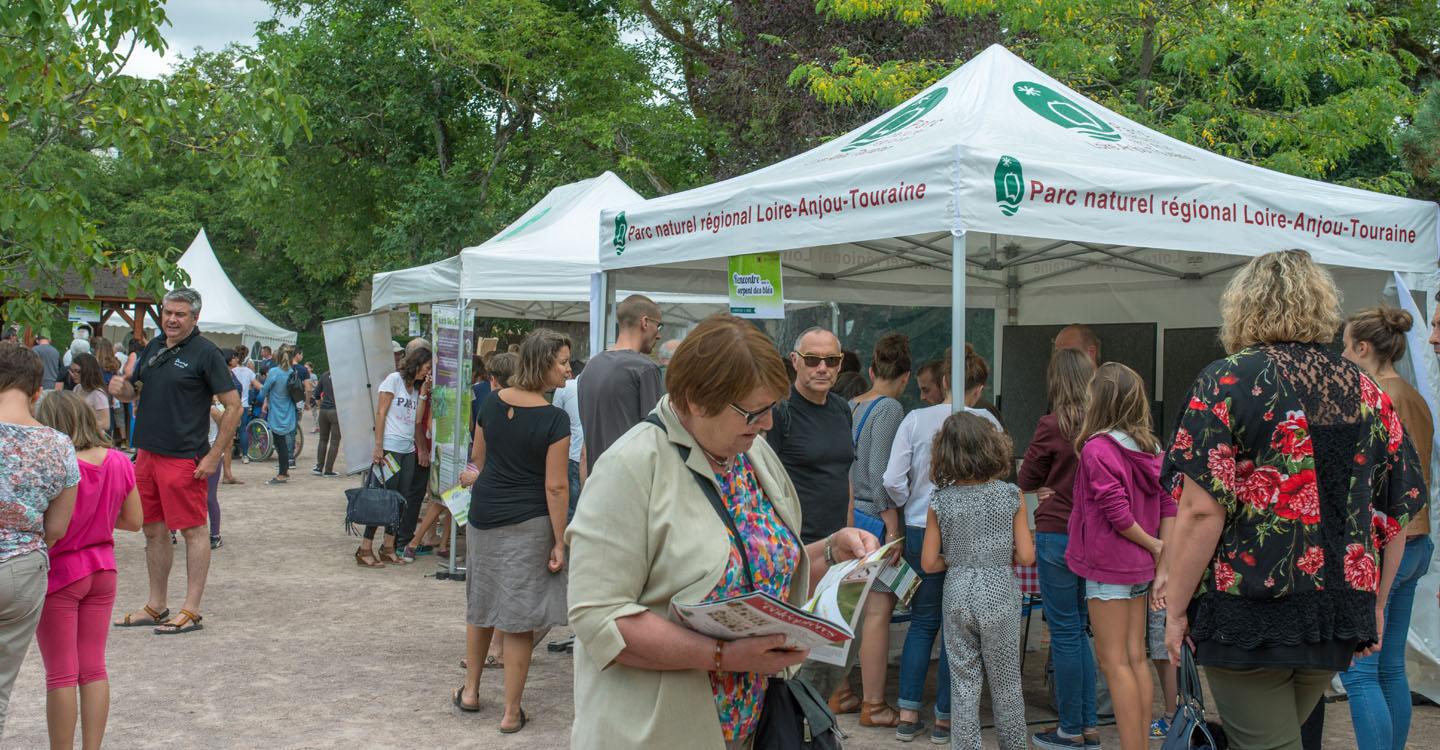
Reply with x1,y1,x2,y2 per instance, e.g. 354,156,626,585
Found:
1036,532,1099,734
566,459,581,523
1341,534,1434,750
898,524,950,720
236,409,251,456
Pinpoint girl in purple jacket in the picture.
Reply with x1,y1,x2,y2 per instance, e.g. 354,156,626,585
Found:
1067,363,1176,750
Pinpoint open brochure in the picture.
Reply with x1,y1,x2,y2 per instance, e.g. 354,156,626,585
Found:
370,453,401,484
671,538,901,667
440,484,469,527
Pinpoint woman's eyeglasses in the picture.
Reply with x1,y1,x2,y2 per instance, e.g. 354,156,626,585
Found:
795,353,843,369
728,401,776,426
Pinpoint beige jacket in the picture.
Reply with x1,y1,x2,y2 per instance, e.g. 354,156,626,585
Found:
565,396,809,750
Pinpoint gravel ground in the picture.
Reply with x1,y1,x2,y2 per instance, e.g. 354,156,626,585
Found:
4,447,1435,748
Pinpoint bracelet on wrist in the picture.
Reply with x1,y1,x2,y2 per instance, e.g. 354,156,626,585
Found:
712,639,725,672
823,535,837,565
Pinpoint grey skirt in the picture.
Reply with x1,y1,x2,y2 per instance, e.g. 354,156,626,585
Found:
465,516,568,631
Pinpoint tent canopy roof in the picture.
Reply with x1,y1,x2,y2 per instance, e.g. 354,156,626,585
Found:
106,230,296,346
598,45,1438,306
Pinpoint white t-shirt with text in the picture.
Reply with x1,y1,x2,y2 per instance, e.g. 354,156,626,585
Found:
379,371,418,454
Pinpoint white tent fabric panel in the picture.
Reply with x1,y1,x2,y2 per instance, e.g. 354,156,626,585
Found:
103,229,297,352
599,45,1437,296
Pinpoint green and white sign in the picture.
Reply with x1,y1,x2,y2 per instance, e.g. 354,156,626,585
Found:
67,300,102,323
994,155,1025,216
844,87,948,152
1013,81,1120,142
728,253,784,319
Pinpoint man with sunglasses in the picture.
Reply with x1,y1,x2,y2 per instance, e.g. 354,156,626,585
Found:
579,294,665,475
767,327,856,547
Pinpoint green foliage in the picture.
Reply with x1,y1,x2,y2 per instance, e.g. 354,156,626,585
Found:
0,1,306,328
803,0,1424,194
1400,82,1440,201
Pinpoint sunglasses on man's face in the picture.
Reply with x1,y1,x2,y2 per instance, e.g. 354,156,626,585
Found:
644,316,665,332
729,401,776,426
795,353,843,369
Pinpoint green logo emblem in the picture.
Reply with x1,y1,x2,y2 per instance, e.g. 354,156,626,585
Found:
613,212,628,256
994,156,1024,216
843,87,948,152
1013,81,1120,142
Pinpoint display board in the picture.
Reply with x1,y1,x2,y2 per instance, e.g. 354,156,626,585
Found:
1161,327,1228,437
322,311,402,475
430,303,474,492
1000,323,1157,457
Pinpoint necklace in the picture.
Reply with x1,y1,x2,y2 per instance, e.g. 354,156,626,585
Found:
699,444,734,472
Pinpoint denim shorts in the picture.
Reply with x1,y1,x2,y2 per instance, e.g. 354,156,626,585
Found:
1084,580,1150,601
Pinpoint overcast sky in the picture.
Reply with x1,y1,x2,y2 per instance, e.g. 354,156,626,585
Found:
125,0,281,79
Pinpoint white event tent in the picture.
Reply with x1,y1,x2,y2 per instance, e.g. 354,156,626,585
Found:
370,172,741,337
596,44,1440,697
105,229,296,353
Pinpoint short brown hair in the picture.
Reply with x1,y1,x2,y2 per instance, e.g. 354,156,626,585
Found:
616,294,661,331
916,359,944,383
1076,362,1159,454
0,343,42,396
870,333,911,381
1347,306,1413,365
35,390,111,450
488,352,518,387
931,412,1012,485
512,328,571,392
1220,249,1341,353
667,314,789,417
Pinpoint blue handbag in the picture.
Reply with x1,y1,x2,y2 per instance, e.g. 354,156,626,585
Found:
1163,643,1220,750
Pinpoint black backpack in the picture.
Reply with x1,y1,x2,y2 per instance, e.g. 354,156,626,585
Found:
286,368,305,403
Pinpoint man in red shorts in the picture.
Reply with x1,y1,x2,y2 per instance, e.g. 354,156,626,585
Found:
108,288,241,634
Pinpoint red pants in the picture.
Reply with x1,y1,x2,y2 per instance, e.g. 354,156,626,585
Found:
136,449,208,531
35,571,117,691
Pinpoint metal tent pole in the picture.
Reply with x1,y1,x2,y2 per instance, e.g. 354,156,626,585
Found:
952,231,967,411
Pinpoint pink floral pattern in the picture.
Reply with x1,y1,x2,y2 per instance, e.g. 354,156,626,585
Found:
0,424,80,562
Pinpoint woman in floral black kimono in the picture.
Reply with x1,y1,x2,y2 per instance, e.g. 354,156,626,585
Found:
1160,250,1425,750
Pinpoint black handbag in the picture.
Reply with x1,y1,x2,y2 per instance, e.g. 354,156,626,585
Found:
642,415,843,750
343,469,404,534
1162,643,1220,750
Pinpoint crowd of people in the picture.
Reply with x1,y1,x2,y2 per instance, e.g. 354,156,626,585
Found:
1,247,1437,749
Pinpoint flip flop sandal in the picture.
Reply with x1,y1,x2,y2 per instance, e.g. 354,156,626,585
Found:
453,686,480,713
485,655,504,668
154,608,203,635
499,708,527,734
114,604,169,628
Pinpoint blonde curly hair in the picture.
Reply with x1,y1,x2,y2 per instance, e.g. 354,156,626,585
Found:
1220,249,1341,353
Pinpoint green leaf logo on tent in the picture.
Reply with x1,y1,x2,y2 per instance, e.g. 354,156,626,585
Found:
994,156,1024,216
613,212,628,256
842,87,948,152
1013,81,1120,142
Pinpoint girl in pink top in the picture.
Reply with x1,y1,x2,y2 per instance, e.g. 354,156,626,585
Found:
1066,364,1175,750
35,392,142,750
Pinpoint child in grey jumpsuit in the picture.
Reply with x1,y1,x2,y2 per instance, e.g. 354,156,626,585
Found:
920,412,1035,750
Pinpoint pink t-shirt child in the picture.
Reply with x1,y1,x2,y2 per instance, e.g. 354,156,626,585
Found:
47,448,134,594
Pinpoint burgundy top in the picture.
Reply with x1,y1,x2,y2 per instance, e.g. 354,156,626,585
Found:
1018,414,1081,534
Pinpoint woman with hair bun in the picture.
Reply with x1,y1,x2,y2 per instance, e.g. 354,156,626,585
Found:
1341,306,1433,750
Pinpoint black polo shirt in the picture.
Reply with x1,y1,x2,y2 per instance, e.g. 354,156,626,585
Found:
132,328,236,459
767,386,855,543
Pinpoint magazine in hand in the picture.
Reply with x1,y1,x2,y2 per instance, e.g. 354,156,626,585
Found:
370,453,401,484
671,538,901,667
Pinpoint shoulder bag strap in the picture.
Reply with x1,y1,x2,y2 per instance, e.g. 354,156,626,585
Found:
852,396,885,446
643,414,755,589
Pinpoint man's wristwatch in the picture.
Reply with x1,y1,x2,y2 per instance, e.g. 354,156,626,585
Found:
823,534,837,565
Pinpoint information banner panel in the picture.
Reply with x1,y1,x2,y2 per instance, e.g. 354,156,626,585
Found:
430,303,473,492
728,252,785,319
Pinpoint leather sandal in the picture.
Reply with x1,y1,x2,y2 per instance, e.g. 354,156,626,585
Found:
378,546,409,565
827,688,861,715
355,547,383,568
859,699,901,728
114,604,169,628
154,608,203,635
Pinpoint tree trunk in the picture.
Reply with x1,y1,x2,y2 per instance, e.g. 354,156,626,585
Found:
1136,13,1157,109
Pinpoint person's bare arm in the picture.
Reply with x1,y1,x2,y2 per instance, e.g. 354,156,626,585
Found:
460,419,486,487
921,507,946,573
44,485,78,546
1163,476,1226,664
373,391,394,464
108,371,137,402
545,438,570,572
614,612,809,673
197,390,241,480
116,486,142,531
1013,504,1036,566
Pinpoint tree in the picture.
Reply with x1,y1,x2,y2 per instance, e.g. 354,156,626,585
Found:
794,0,1421,194
0,0,306,327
